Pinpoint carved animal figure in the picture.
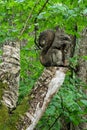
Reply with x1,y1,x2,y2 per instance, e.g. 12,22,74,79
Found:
38,28,72,67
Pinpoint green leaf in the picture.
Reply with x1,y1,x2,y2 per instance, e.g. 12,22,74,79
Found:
80,100,87,106
82,56,87,60
70,115,80,125
46,106,56,115
83,9,87,15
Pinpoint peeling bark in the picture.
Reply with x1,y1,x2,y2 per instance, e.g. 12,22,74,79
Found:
0,41,20,109
16,67,67,130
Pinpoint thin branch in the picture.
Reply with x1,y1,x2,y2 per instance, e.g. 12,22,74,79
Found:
20,0,40,36
36,0,50,17
34,0,50,47
48,114,62,130
20,0,49,37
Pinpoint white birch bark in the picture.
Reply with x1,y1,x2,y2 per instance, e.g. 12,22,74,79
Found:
0,41,20,109
16,67,67,130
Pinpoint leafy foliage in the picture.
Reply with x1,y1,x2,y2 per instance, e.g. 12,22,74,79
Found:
20,42,43,101
0,0,87,129
36,71,87,129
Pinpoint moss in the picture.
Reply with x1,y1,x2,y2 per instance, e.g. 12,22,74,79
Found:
0,82,4,100
5,96,30,130
0,81,8,100
0,81,30,130
14,96,29,114
0,96,29,130
0,104,10,130
0,82,10,129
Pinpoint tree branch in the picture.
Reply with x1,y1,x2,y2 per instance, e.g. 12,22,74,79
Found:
16,67,67,130
34,0,50,47
48,114,62,130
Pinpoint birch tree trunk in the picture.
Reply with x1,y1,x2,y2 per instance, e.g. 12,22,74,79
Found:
0,41,20,109
23,67,67,130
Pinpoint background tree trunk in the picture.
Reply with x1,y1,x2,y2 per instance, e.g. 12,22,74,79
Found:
77,28,87,130
60,28,87,130
77,28,87,83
